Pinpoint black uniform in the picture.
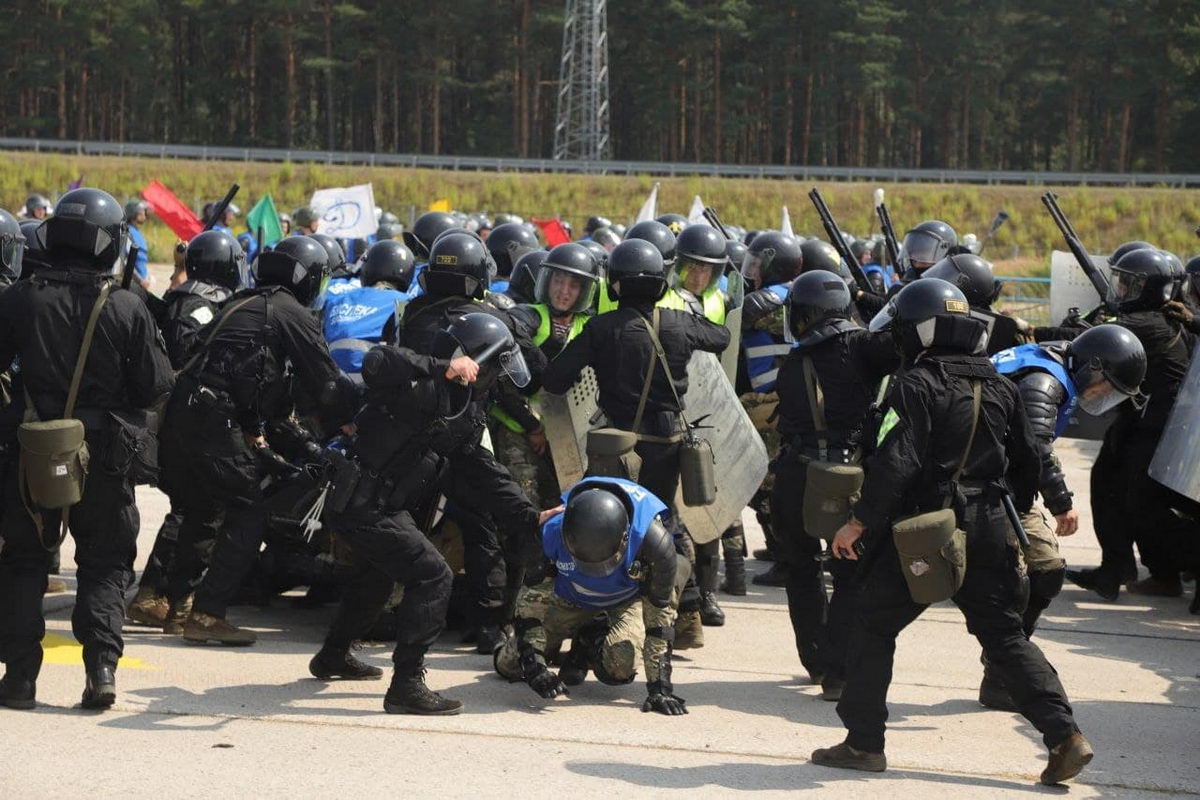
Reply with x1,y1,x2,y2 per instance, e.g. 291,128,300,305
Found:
159,286,354,620
136,280,234,602
542,301,730,512
837,352,1079,754
770,322,899,681
397,294,546,630
0,264,173,680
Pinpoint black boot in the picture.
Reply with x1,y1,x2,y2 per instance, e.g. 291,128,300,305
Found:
309,645,383,680
699,592,726,626
384,669,463,716
721,546,747,596
560,624,604,687
0,675,36,710
1065,567,1120,602
473,624,505,655
81,666,116,710
978,667,1017,711
753,562,788,587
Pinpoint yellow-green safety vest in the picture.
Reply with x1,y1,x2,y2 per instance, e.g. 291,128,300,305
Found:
657,286,726,324
489,305,588,433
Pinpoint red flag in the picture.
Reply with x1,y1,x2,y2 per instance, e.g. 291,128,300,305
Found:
142,180,203,241
532,217,571,247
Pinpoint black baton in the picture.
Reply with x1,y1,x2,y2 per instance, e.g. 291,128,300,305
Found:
1000,491,1031,549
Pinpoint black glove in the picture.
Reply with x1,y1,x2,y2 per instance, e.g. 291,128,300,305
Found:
642,681,687,716
525,664,570,699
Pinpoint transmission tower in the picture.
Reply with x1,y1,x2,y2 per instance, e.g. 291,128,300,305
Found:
553,0,610,161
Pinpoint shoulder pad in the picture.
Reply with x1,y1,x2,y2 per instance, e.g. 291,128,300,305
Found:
485,292,516,311
794,318,859,349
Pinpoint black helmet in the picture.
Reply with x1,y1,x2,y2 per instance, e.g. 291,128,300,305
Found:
433,311,531,395
421,231,491,299
308,232,348,275
378,211,400,227
869,277,986,359
607,239,667,301
656,213,688,235
590,226,621,250
585,215,613,235
485,222,540,278
743,230,803,289
1183,254,1200,301
849,239,868,263
360,239,416,290
610,223,627,238
742,229,760,246
798,239,842,274
123,200,148,224
625,220,677,267
493,212,521,226
403,211,459,260
19,220,44,257
466,212,493,234
1108,240,1154,267
0,209,26,276
1065,324,1147,415
578,237,610,270
256,235,331,307
536,242,600,314
292,206,318,229
508,249,549,304
725,239,747,271
921,254,1001,309
25,194,51,218
376,222,401,241
1108,247,1175,312
673,224,728,294
184,230,244,291
786,269,853,343
40,188,127,270
561,484,633,577
899,220,958,279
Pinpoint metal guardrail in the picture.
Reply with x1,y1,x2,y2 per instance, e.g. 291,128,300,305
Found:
996,275,1051,326
2,137,1199,187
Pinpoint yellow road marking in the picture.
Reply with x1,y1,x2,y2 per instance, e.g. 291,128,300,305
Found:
41,632,156,670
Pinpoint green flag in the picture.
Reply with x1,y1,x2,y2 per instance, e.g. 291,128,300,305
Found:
246,194,284,247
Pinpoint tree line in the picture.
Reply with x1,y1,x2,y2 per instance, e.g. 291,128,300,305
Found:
3,0,1198,173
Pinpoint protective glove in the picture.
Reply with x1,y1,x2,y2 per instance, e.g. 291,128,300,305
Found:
642,681,687,715
525,664,570,699
1164,300,1194,327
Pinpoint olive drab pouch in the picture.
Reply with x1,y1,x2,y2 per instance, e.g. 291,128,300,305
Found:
18,283,113,547
892,381,981,604
798,355,865,539
585,427,642,482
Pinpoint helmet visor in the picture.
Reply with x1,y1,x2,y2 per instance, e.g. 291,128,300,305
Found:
1,233,25,277
867,299,900,332
675,256,722,295
900,229,948,269
741,248,774,288
536,267,596,314
568,530,629,578
1075,370,1129,416
1107,269,1146,306
498,343,531,388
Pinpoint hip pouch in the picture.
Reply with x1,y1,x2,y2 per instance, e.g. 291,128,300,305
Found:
586,427,642,482
803,460,864,540
889,379,982,604
892,508,966,604
18,419,88,510
103,409,159,486
679,432,715,507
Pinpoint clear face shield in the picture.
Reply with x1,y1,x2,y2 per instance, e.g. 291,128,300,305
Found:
674,256,722,297
1074,362,1134,415
1,231,26,277
535,267,595,315
899,229,948,274
867,298,900,333
741,247,775,290
568,529,629,578
470,336,532,389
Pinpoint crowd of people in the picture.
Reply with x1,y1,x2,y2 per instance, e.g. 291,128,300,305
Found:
1,184,1198,787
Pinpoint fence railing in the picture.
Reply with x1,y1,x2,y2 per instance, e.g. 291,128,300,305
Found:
2,137,1199,187
996,275,1051,326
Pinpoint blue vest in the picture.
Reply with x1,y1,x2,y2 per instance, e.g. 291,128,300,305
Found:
490,279,511,294
742,283,791,393
237,232,259,264
322,284,406,376
992,344,1078,439
862,262,895,290
542,477,668,610
127,225,150,280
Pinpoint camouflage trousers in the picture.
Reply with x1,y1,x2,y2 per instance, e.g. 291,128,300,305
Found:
494,579,675,685
740,391,780,548
488,421,561,512
1010,507,1066,574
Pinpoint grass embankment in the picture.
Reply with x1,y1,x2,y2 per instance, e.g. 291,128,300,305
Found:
3,151,1198,276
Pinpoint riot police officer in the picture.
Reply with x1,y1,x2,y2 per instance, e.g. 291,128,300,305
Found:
0,209,26,286
812,279,1091,786
981,324,1146,709
494,478,686,715
397,231,549,653
626,220,677,270
485,222,540,294
0,188,174,710
158,235,357,645
126,229,247,628
402,211,460,262
771,270,899,699
897,220,957,283
313,313,551,714
542,239,730,645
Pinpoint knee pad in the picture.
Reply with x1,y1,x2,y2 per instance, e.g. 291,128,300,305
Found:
594,640,637,686
1029,567,1065,603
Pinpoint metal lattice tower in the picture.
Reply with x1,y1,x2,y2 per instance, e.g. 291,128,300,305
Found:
553,0,610,161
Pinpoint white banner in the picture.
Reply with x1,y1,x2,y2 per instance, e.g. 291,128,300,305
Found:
780,205,794,236
687,194,708,225
310,183,379,239
634,182,660,224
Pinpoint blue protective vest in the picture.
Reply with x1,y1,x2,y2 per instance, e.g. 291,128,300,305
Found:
127,225,150,280
992,344,1078,439
322,284,406,377
862,262,896,290
742,283,792,393
542,477,669,610
237,232,259,264
490,279,511,294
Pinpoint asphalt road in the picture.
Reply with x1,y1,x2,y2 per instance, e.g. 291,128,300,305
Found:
5,439,1199,798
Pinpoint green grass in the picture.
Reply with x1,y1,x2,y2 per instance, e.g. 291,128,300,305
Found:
5,151,1199,274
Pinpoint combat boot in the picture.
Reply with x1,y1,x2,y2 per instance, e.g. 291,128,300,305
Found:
473,624,505,655
811,741,887,772
1040,732,1094,785
699,592,726,627
558,637,592,687
81,666,116,710
182,612,257,646
162,594,194,635
1126,575,1183,597
384,670,463,716
1065,567,1120,602
721,550,747,596
44,577,68,595
978,667,1016,712
751,547,775,562
820,675,846,702
309,646,383,680
673,609,705,650
0,675,36,710
127,586,169,627
752,562,788,587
